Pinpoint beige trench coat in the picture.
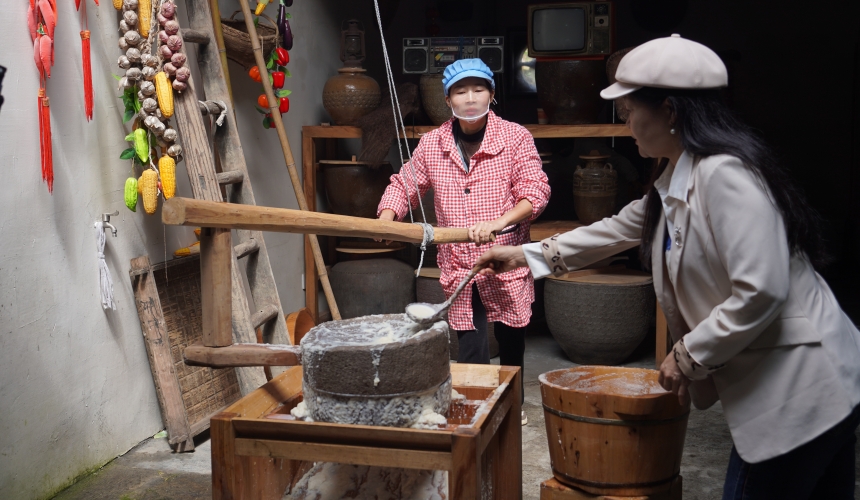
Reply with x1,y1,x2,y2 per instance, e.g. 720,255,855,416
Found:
543,153,860,463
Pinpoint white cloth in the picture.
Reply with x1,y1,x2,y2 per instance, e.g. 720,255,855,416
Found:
527,153,860,463
95,221,116,311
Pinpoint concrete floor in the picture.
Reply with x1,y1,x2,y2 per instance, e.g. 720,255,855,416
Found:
53,327,860,500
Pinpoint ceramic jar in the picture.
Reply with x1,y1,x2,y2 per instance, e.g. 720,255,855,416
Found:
419,74,452,125
573,150,617,224
322,68,381,125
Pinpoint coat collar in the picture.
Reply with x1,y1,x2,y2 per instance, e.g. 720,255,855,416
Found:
439,110,505,158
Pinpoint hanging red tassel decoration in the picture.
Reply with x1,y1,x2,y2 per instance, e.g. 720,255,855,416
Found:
81,30,93,121
39,87,54,192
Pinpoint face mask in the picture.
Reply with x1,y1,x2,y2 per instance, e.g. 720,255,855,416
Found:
448,89,492,123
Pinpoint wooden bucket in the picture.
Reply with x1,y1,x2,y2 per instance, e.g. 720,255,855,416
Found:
539,366,689,496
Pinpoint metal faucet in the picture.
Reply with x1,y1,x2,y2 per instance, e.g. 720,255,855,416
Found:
102,211,119,237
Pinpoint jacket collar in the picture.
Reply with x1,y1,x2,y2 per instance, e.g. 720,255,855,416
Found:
440,110,505,158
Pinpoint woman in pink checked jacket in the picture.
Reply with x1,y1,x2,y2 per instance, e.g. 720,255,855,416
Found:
378,60,550,421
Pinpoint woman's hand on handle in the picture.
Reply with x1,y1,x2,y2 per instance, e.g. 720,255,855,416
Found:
658,350,692,407
475,245,528,276
468,219,506,245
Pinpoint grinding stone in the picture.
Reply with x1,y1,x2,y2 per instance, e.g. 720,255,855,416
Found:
300,314,450,397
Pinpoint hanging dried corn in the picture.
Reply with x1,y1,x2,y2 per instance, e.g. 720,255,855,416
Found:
117,0,184,215
30,0,56,192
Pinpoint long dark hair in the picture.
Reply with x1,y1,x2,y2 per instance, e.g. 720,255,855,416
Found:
630,87,829,270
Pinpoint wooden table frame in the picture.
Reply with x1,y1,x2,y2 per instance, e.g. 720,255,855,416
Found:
212,363,523,499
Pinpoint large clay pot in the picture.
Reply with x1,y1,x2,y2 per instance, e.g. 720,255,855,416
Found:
416,267,499,359
573,149,618,224
419,74,452,125
544,269,655,365
329,258,415,319
536,59,606,124
322,68,381,125
320,158,394,219
540,366,688,495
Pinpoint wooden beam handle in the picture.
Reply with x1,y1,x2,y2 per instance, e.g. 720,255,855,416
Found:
164,198,479,245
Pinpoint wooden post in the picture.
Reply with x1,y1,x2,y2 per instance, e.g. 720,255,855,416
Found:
451,427,481,500
201,228,233,347
212,412,240,500
498,368,523,499
302,133,319,323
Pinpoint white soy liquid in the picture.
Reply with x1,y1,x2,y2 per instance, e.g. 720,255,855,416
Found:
407,304,435,320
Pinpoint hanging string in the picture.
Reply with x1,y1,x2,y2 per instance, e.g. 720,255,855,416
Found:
372,0,435,276
95,221,116,310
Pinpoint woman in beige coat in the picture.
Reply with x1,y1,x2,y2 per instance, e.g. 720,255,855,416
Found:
477,35,860,499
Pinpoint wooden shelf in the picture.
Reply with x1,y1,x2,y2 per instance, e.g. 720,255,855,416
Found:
300,123,629,325
303,123,631,140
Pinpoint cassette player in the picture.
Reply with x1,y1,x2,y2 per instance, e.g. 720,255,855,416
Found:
403,37,504,74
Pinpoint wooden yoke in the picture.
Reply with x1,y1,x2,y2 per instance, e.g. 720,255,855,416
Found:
166,197,489,368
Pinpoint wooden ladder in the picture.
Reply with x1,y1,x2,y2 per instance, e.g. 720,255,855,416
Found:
169,0,291,395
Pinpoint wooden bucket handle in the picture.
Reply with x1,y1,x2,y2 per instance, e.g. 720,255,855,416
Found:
227,10,279,38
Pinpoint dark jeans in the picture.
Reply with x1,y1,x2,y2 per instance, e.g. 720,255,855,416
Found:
456,284,526,403
722,403,860,500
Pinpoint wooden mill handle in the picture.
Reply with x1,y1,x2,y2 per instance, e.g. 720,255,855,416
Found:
163,197,475,244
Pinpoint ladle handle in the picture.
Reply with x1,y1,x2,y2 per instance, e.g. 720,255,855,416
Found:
443,264,487,308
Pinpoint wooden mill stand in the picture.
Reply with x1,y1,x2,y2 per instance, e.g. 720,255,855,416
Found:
211,363,522,500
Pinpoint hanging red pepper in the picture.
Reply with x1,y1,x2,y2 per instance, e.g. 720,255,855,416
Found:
275,47,289,66
271,71,285,89
278,96,290,114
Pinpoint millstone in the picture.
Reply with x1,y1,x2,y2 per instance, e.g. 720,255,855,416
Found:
300,314,451,426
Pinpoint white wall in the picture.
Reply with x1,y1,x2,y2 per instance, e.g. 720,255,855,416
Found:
0,0,346,498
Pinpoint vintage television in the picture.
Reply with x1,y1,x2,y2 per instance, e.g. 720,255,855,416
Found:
527,1,614,58
403,37,505,74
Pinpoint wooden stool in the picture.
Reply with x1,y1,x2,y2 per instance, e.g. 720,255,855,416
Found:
540,477,682,500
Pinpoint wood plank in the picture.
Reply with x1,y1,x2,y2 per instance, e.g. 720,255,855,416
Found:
130,256,195,452
200,228,233,347
184,343,302,368
163,197,477,244
235,438,454,470
302,133,318,324
539,477,682,500
451,363,502,388
302,123,632,140
232,418,453,451
225,366,304,418
302,125,363,139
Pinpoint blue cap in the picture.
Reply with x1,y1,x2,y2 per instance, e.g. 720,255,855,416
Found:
441,59,495,96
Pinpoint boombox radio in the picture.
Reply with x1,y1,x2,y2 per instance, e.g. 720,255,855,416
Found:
403,37,504,74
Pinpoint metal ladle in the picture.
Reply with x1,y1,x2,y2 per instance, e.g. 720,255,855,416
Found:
406,264,484,325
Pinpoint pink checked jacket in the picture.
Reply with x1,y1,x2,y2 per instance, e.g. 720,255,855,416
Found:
378,112,550,330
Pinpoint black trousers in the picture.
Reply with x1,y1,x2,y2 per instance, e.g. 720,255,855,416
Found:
456,284,526,402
